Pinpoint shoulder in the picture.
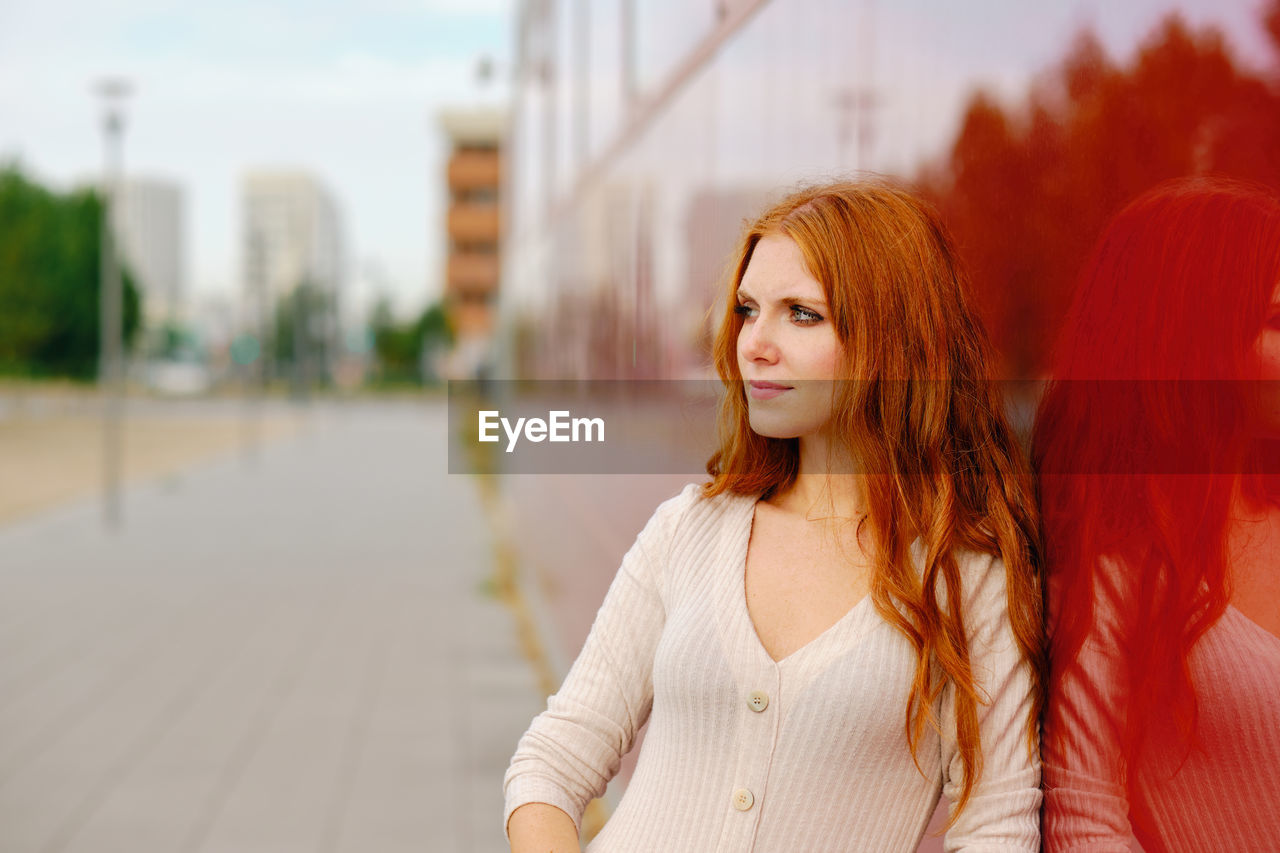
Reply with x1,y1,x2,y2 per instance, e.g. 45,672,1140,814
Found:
915,541,1012,630
911,540,1006,598
647,482,755,537
635,482,756,582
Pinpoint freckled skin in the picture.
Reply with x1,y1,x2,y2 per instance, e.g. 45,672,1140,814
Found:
736,235,843,443
734,235,872,664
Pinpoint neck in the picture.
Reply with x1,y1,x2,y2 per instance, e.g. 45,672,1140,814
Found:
773,433,866,519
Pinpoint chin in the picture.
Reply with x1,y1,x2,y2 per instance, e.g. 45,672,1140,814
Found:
746,407,787,438
747,409,818,440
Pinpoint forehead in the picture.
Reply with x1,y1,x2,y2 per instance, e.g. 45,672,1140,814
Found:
739,234,825,297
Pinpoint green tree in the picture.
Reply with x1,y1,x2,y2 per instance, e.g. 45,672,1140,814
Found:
0,166,141,378
147,320,201,361
369,297,454,385
370,296,419,384
415,300,455,382
273,281,332,393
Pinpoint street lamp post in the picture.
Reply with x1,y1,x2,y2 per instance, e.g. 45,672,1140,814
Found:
96,78,132,529
242,229,265,464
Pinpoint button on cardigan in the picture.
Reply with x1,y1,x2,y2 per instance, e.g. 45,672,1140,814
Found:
504,483,1041,852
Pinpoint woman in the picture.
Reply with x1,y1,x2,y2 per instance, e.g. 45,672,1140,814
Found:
505,181,1045,851
1036,177,1280,851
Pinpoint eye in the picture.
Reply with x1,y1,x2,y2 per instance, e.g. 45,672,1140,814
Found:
790,305,823,325
733,304,757,319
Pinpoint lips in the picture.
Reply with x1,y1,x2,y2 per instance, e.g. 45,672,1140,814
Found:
747,380,793,401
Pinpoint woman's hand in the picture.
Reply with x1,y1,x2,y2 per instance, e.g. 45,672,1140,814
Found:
508,802,582,852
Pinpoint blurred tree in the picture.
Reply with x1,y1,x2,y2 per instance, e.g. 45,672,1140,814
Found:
416,300,455,382
0,166,141,378
147,320,201,361
369,297,454,386
922,10,1280,378
370,296,420,384
273,280,331,392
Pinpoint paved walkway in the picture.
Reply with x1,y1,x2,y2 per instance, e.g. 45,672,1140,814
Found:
0,399,539,853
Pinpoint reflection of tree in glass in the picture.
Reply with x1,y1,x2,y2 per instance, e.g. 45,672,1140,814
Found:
922,2,1280,380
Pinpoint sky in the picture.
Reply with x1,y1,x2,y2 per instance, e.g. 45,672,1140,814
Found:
0,0,1270,329
0,0,512,323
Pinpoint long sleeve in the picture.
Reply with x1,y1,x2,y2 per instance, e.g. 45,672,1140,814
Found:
502,487,690,838
940,552,1043,851
1041,560,1137,852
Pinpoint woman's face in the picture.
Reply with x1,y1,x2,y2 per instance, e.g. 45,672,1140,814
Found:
1252,279,1280,436
735,234,844,441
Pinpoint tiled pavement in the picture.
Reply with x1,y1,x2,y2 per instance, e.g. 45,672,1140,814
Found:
0,400,539,853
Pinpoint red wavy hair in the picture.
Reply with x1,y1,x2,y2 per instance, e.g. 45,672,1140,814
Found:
703,180,1045,818
1034,177,1280,839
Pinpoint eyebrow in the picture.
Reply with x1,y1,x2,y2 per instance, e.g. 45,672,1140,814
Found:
736,287,828,307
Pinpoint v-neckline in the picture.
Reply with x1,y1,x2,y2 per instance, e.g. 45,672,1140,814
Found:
739,497,872,667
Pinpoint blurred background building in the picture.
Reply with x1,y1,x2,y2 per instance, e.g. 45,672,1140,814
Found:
242,171,346,389
499,0,894,380
112,177,186,331
439,107,505,380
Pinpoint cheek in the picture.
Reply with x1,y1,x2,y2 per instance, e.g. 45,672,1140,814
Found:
1252,330,1280,435
825,346,842,375
815,339,843,380
1257,330,1280,381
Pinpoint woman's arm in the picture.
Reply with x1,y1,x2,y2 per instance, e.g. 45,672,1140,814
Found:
507,803,581,853
1041,560,1139,852
502,486,691,847
940,552,1042,851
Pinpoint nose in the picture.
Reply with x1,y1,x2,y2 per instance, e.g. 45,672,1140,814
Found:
738,315,778,365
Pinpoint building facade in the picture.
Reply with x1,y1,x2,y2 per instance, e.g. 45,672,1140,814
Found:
496,0,1200,382
439,107,505,379
493,1,1231,846
498,0,907,380
112,177,186,329
242,171,345,385
494,1,981,840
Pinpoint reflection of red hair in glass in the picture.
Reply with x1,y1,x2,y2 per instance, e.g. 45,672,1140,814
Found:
1035,177,1280,851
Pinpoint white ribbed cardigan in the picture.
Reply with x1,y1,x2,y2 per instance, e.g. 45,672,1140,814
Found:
504,483,1041,852
1043,558,1280,851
